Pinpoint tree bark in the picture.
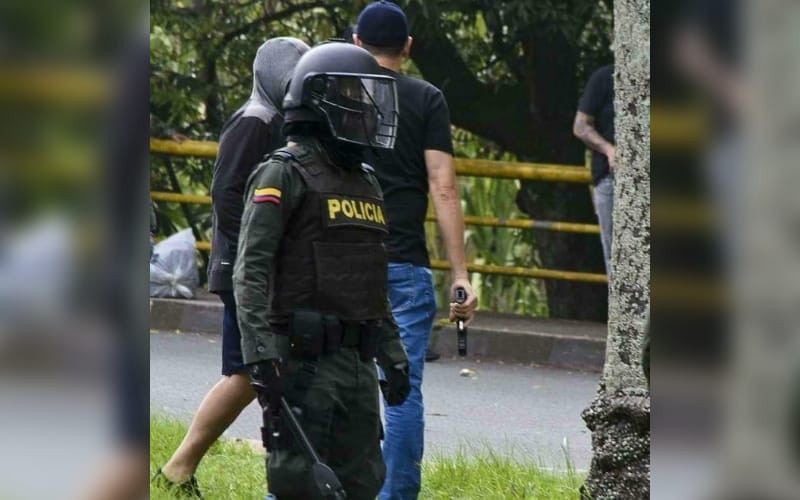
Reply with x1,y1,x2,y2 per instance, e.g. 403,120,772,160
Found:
581,0,650,497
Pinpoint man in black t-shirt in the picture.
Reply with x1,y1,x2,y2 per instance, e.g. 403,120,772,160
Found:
574,64,616,274
353,2,478,499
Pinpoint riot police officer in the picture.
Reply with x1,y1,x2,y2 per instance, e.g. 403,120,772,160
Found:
233,42,410,500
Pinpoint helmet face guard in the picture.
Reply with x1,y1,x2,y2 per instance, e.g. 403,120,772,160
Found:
302,72,398,149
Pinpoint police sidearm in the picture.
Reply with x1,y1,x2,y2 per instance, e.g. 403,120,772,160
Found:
233,42,410,500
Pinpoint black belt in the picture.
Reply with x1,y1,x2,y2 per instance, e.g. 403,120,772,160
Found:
324,318,363,349
272,317,374,351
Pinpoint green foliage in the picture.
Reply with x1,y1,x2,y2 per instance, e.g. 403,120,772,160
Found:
405,0,612,89
149,1,362,250
150,414,583,499
149,0,611,180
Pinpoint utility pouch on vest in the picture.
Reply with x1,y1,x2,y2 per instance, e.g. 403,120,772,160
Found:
358,320,381,361
289,310,324,360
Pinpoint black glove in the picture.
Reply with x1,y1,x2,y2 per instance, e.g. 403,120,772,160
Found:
380,361,410,406
250,359,284,411
250,359,284,450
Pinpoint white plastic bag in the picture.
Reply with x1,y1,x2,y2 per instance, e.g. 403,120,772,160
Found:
149,228,199,299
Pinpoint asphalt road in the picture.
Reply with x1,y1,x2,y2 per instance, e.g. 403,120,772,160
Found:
150,331,599,470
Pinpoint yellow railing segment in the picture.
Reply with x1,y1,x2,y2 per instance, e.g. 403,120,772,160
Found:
0,66,111,104
651,105,709,149
430,260,607,284
430,215,600,234
151,191,212,204
455,158,591,183
150,138,219,158
150,138,592,183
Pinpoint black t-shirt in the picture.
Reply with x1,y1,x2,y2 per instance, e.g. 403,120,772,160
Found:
363,67,454,267
578,65,615,184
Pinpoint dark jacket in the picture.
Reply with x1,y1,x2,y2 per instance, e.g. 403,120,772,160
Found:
207,37,309,292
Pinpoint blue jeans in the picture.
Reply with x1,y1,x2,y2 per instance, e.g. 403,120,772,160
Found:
593,174,614,275
380,262,437,500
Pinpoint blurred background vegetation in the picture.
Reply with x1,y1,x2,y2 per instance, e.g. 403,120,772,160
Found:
150,0,613,320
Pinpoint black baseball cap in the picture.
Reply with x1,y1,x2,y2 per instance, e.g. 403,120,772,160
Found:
355,1,409,47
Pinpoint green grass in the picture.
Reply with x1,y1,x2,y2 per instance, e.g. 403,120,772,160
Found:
150,414,583,499
150,415,265,499
420,448,583,499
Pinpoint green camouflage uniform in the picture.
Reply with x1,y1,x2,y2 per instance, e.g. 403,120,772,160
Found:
234,137,408,500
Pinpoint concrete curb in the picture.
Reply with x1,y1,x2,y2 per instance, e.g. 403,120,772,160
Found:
150,297,224,334
150,296,606,372
430,312,606,372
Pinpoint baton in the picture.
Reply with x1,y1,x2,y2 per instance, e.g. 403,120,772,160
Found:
280,397,347,500
455,287,468,356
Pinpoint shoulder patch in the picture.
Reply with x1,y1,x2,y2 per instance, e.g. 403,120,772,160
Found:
253,187,281,205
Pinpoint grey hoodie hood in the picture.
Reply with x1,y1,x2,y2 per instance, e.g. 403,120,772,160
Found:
241,37,310,123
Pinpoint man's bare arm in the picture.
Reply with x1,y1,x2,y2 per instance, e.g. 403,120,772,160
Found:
425,149,477,323
672,27,745,118
573,111,616,170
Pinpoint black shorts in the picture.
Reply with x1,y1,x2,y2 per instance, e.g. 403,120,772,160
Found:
219,291,247,376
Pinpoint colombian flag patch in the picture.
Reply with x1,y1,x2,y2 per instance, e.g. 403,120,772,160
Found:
253,187,281,205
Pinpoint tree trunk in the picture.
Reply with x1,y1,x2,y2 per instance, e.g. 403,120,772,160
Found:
203,52,223,132
581,0,650,497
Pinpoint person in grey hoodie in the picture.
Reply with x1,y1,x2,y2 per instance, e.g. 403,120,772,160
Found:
154,37,309,497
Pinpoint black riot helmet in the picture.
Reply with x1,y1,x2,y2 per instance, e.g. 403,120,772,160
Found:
283,42,398,149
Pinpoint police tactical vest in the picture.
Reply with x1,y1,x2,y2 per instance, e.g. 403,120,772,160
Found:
271,140,389,321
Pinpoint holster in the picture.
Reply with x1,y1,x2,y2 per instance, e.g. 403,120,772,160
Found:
322,315,342,354
260,407,284,451
289,310,325,360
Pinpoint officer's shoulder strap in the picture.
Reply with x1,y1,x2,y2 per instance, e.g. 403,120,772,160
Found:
264,149,294,163
261,143,320,180
278,142,325,176
282,142,315,163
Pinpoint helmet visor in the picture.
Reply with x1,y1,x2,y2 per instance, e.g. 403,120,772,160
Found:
305,73,398,149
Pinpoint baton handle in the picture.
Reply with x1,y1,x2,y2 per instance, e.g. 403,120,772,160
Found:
455,287,468,356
